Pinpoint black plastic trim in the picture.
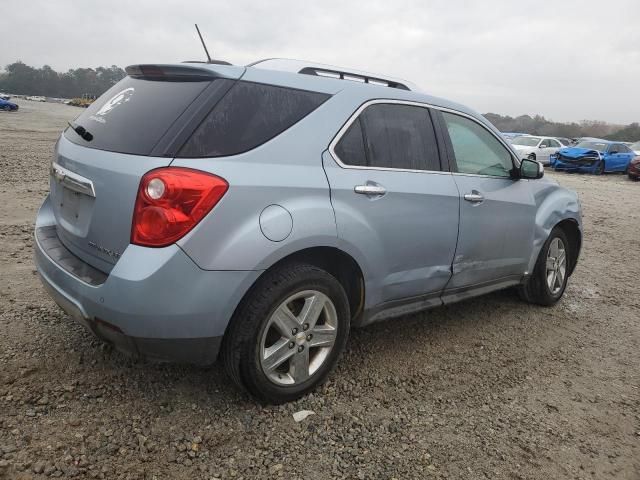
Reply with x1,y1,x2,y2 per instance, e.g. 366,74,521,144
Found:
36,226,108,286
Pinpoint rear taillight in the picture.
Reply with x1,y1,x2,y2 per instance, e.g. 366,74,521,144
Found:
131,167,228,247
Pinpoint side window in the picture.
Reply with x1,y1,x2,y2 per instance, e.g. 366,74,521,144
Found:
360,104,440,171
334,118,367,167
178,81,329,158
539,139,549,148
334,103,441,171
441,112,514,177
549,139,561,148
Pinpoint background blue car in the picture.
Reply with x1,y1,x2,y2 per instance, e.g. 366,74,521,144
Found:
551,139,635,174
0,98,19,111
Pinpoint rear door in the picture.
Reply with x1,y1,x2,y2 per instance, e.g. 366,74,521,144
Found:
323,101,460,307
606,144,633,171
437,110,536,293
50,65,243,272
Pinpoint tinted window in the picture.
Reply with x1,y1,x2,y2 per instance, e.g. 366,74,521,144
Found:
442,112,513,177
362,104,440,170
334,118,367,167
64,76,211,155
179,81,329,157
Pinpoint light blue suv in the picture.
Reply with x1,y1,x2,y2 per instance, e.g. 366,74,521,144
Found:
34,59,582,403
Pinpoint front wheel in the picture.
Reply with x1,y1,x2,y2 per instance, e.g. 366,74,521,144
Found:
594,160,605,175
519,227,571,306
222,262,350,404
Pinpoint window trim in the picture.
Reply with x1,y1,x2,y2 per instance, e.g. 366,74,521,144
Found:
329,99,519,177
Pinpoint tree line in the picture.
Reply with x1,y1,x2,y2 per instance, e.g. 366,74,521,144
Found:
484,113,640,142
0,61,125,99
1,61,638,141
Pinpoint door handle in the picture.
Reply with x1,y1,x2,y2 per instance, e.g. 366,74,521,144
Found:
354,184,386,196
464,192,484,203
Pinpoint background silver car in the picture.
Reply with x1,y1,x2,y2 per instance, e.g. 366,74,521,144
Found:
34,59,582,403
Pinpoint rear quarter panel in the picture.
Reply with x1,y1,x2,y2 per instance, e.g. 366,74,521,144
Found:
171,86,371,272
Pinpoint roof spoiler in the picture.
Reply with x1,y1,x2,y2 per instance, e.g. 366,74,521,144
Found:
125,64,219,81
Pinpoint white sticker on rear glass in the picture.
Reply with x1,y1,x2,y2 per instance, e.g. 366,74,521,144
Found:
89,87,134,124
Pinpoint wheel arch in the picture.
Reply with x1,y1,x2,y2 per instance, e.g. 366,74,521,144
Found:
554,218,581,276
224,246,366,341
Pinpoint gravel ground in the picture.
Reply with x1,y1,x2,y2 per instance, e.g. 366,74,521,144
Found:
1,99,639,480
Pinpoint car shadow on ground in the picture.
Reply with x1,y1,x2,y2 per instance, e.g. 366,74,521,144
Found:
39,287,540,408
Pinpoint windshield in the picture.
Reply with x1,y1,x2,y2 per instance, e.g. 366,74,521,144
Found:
576,141,608,152
512,136,540,147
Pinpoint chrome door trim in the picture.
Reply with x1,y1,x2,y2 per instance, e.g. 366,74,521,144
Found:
327,98,520,175
51,162,96,198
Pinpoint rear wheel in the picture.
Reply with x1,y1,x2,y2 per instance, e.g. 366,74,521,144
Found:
519,227,570,306
222,262,350,404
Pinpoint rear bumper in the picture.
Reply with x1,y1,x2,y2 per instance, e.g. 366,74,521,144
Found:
34,196,261,364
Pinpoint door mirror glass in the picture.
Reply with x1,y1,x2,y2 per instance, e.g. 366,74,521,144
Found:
520,158,543,179
539,144,548,148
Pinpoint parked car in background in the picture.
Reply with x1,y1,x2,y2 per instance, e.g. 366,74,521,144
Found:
34,59,583,403
0,98,19,111
511,136,564,165
501,132,528,142
26,95,46,102
551,140,636,174
0,93,10,101
630,141,640,155
627,156,640,180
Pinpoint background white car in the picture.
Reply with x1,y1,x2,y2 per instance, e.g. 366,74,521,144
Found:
511,136,564,165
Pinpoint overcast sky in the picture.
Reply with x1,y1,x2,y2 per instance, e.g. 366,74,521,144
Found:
4,0,639,124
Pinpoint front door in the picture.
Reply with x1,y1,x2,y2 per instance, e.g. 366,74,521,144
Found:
437,111,536,292
323,102,460,308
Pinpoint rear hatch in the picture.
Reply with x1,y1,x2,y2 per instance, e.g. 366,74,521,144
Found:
51,64,244,272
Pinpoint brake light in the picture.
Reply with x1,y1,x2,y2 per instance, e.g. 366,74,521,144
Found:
131,167,228,247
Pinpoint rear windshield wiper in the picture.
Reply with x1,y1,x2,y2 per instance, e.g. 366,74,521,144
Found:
68,121,93,142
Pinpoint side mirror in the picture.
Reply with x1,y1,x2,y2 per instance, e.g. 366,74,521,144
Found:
539,144,548,148
520,158,544,179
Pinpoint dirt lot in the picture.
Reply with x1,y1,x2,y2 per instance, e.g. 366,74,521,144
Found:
0,99,638,480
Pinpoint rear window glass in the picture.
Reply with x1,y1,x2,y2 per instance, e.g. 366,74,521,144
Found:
64,76,209,156
178,81,330,158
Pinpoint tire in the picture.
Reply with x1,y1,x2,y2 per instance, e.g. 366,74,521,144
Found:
222,262,350,404
519,227,571,306
594,160,605,175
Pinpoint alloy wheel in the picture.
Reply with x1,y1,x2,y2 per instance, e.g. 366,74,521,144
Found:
260,290,338,386
546,237,567,295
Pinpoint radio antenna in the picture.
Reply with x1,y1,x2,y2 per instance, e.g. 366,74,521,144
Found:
195,24,213,63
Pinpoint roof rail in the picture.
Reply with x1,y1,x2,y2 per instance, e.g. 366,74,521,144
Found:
298,67,411,91
247,58,419,91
